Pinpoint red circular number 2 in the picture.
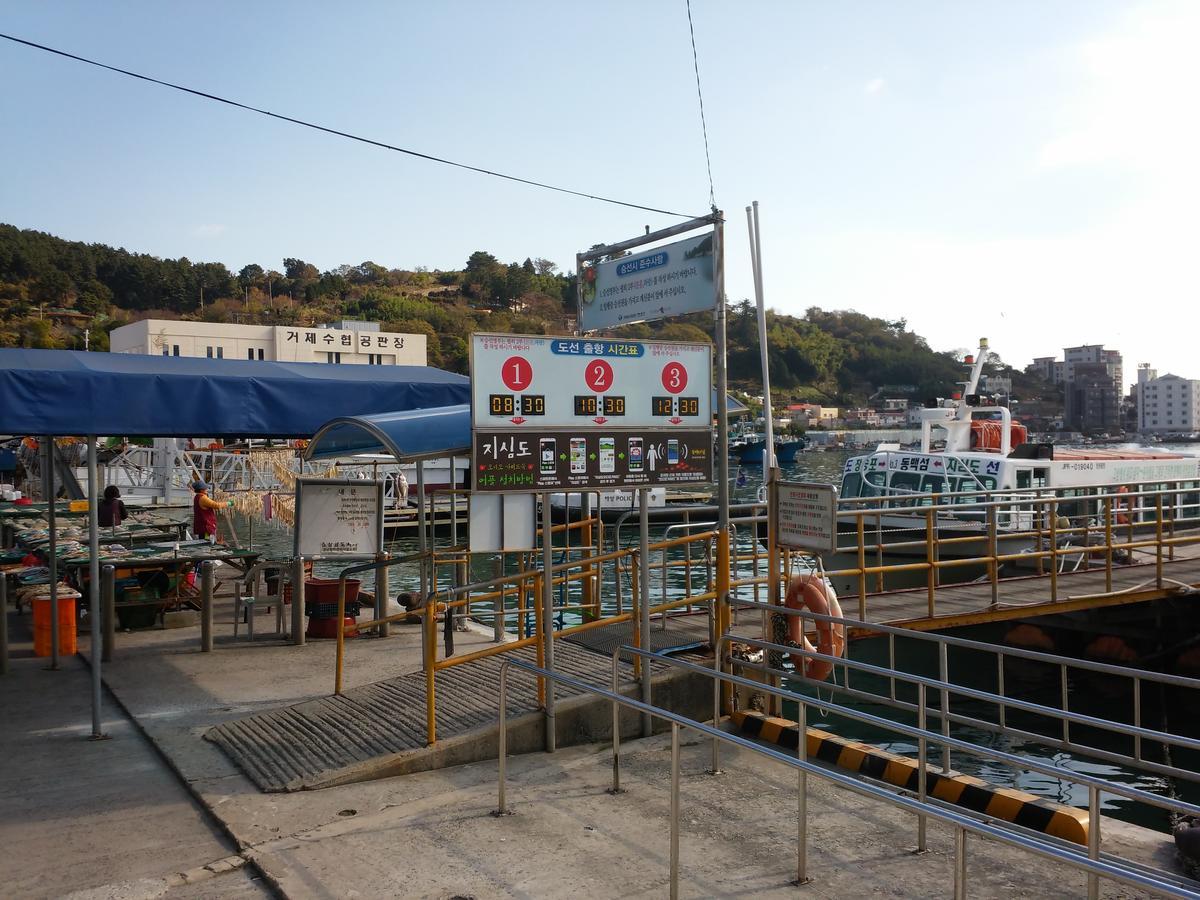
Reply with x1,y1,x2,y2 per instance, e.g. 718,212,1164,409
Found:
501,356,532,391
584,359,614,392
661,362,688,394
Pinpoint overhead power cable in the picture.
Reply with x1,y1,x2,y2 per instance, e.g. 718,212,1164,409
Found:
0,32,701,220
685,0,716,208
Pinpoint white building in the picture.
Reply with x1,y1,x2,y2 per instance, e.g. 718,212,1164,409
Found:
1138,372,1200,433
110,319,427,366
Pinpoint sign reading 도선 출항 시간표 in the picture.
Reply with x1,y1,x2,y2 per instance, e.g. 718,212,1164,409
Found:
578,231,717,332
470,333,713,492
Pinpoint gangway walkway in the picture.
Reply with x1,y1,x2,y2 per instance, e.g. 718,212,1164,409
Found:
205,624,706,792
855,545,1200,633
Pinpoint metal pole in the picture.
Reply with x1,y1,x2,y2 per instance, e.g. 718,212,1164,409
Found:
796,700,810,884
375,551,389,638
86,436,104,737
417,461,428,600
291,556,305,645
200,560,214,652
939,640,951,772
639,487,652,737
493,554,504,643
496,662,508,815
1087,786,1100,900
670,721,681,900
953,828,967,900
450,456,459,547
747,202,775,476
610,650,623,794
713,214,731,708
917,682,928,853
0,573,8,676
44,439,60,670
101,565,115,661
541,491,555,752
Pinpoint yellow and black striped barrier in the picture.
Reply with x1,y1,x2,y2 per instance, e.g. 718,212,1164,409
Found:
731,710,1088,845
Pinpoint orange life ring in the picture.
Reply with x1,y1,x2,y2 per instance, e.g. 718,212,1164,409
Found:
1115,486,1132,526
784,575,845,681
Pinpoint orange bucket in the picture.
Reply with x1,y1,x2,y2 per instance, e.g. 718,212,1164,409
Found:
33,595,77,657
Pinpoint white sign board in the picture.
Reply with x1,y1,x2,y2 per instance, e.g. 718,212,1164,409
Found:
471,333,713,492
468,492,536,552
471,333,712,430
294,479,384,558
776,481,838,554
579,231,717,332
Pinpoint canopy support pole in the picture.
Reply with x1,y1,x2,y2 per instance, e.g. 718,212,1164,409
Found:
44,438,60,671
87,436,106,739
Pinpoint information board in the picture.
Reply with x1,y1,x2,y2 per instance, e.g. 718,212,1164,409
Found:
294,478,384,558
578,231,717,332
776,481,839,554
471,333,713,492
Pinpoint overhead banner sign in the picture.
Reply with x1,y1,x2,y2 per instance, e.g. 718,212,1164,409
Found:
579,230,717,332
471,333,713,492
775,481,838,554
294,478,384,558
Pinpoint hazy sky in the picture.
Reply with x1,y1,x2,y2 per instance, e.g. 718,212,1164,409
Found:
2,1,1196,387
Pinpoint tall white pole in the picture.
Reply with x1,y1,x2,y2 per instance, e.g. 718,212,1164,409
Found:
747,202,775,480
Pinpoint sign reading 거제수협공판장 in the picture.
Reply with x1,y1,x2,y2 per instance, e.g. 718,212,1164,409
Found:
776,481,838,554
294,478,384,558
578,231,716,332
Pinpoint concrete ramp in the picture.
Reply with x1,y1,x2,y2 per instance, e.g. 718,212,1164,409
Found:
206,640,697,792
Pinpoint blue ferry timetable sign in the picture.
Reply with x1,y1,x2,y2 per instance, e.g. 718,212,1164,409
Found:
471,332,713,492
578,230,717,332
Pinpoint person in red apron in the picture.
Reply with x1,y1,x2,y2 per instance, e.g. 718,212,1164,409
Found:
192,481,231,541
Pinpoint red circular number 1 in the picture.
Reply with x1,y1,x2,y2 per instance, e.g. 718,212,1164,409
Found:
584,359,614,392
501,356,532,391
661,362,688,394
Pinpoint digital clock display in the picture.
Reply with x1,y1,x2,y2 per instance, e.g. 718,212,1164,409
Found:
521,394,545,416
574,395,598,416
489,393,516,416
651,396,674,416
603,396,625,416
677,396,700,416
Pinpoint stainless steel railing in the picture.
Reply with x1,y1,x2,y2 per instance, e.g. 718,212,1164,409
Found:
733,598,1200,785
496,655,1200,899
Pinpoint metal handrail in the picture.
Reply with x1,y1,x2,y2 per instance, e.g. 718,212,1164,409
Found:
722,634,1200,787
496,656,1199,899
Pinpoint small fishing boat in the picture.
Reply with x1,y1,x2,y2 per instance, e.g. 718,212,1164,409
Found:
736,435,806,465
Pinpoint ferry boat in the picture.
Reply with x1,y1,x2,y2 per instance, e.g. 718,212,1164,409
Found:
835,339,1200,570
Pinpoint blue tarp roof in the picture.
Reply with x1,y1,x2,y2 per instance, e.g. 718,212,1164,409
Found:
305,405,471,462
0,349,469,437
306,389,748,462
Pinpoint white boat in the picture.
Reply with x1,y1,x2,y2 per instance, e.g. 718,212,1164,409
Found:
835,339,1200,569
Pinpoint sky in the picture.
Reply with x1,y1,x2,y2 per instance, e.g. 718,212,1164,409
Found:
2,1,1197,388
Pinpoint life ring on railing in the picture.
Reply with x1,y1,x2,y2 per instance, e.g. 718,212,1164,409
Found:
784,575,845,681
1115,485,1133,526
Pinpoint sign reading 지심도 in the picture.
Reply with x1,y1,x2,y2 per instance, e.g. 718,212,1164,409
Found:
578,231,717,332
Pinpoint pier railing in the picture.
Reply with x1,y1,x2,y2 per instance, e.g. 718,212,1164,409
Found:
495,652,1200,899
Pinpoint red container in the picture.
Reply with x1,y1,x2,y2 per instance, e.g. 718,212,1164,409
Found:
304,577,361,605
33,596,77,657
305,616,358,640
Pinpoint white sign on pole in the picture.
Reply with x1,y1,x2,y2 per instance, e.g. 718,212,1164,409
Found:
468,492,536,552
578,231,717,332
294,479,384,558
776,481,838,554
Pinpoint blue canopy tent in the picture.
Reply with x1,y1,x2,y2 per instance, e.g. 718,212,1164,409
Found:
305,389,744,462
0,349,469,437
0,348,468,737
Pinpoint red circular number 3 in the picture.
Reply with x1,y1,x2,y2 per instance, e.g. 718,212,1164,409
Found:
661,362,687,394
584,359,613,392
501,356,532,391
